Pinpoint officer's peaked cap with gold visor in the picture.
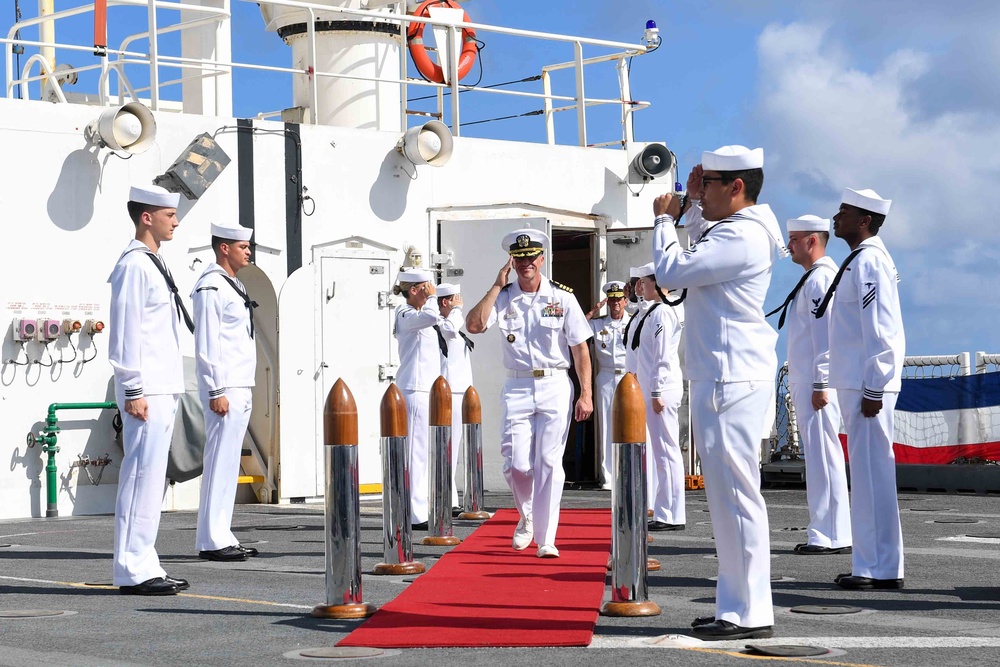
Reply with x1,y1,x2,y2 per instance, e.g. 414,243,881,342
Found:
501,228,548,258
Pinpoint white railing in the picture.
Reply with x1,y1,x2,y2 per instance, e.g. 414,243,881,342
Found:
976,352,1000,374
2,0,654,147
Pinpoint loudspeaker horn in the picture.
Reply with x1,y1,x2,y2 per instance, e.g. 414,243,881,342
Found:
397,120,454,167
629,143,673,182
85,102,156,156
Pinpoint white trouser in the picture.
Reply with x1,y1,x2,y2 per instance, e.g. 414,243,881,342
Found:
839,389,904,580
646,387,685,525
691,380,774,628
451,392,464,507
789,382,851,549
595,370,624,486
403,389,430,524
500,374,573,548
196,387,253,551
113,390,179,586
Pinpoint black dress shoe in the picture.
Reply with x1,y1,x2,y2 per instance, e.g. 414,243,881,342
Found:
199,546,248,562
119,577,178,596
452,507,463,518
837,575,904,590
691,615,715,627
411,521,428,531
164,576,189,591
794,543,852,555
691,619,774,640
237,544,259,557
834,572,851,583
648,521,685,532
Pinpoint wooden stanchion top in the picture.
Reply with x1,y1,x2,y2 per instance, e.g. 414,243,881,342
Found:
611,372,646,444
462,386,482,424
380,383,408,438
324,378,358,446
429,376,452,427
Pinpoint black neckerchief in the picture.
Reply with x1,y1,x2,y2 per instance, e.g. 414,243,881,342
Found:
433,325,448,357
766,266,816,330
814,248,866,318
136,251,194,333
220,274,258,339
630,303,662,350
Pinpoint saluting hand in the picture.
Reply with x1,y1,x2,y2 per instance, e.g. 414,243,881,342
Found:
494,258,513,288
687,164,704,200
586,299,607,320
422,282,437,297
452,294,463,308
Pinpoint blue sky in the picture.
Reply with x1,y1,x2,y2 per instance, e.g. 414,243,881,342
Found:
13,1,999,359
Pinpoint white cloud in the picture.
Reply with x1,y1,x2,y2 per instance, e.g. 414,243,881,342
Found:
754,21,1000,353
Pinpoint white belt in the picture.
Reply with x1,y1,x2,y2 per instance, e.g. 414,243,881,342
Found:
506,368,568,379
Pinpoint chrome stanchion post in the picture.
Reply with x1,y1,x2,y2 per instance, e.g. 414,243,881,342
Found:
459,386,489,521
423,376,460,546
602,373,661,617
311,379,377,619
373,383,426,576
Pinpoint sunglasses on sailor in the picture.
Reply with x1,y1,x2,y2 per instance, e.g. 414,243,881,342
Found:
700,176,727,188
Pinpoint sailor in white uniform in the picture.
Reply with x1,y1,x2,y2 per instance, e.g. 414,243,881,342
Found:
652,146,786,639
192,222,258,563
821,188,905,590
585,281,628,488
435,283,474,511
769,215,852,555
632,263,686,531
393,268,443,529
622,268,654,504
466,228,593,558
108,185,189,596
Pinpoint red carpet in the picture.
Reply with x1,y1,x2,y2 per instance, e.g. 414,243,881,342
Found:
337,508,611,648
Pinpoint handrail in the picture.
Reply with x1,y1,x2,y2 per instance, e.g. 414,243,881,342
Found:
4,0,653,147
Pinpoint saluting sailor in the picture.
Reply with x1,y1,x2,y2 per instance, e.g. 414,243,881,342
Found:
466,228,593,558
652,146,786,640
108,185,190,596
770,215,852,556
192,222,258,563
820,188,905,590
631,263,686,532
435,282,474,513
585,280,628,488
622,267,653,505
392,268,443,531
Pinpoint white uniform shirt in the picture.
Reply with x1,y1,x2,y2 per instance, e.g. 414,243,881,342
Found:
590,315,627,374
485,277,591,370
786,256,837,390
439,306,474,393
191,263,257,398
622,305,644,375
828,236,905,399
636,302,684,397
394,296,444,392
653,204,786,382
108,240,184,398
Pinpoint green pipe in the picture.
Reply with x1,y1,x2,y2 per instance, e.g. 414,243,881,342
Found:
37,402,117,518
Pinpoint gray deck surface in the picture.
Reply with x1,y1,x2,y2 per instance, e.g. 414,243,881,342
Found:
2,488,1000,666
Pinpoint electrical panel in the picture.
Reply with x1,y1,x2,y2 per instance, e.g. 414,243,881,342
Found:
40,319,61,341
13,318,36,342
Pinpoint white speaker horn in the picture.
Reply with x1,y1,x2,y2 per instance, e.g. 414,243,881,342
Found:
85,102,156,157
629,142,673,183
397,120,454,167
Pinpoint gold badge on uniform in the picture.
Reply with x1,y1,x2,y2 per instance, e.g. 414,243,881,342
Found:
507,333,516,343
602,343,607,349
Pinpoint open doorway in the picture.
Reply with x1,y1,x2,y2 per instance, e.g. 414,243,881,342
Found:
550,228,599,487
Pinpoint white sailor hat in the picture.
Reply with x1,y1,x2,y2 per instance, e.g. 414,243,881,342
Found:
786,215,830,233
436,283,460,297
842,187,891,215
129,184,180,208
629,263,655,278
210,222,253,242
602,281,626,298
502,228,548,258
702,145,764,172
397,268,434,284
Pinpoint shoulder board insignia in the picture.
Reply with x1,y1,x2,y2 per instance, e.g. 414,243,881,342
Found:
196,286,219,292
551,280,573,293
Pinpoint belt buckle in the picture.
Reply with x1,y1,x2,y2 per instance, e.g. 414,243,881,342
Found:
533,369,545,378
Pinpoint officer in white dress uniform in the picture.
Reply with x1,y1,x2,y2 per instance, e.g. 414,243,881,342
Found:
393,268,443,529
585,281,628,488
820,188,905,590
652,146,786,639
632,263,686,531
108,185,188,596
769,215,852,555
435,283,474,511
466,228,593,558
192,222,258,563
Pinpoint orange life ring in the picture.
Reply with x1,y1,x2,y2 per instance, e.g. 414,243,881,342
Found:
407,0,479,84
